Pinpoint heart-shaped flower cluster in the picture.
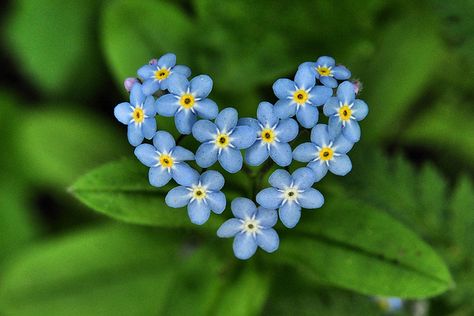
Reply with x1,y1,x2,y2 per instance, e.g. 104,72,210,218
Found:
114,53,368,260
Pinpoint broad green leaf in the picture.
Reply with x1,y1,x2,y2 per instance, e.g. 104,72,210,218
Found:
449,176,474,256
70,159,224,230
17,106,127,187
271,190,453,298
3,0,102,96
0,225,225,316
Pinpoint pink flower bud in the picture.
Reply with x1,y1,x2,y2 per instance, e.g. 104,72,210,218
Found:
149,58,158,66
123,77,138,92
352,80,363,95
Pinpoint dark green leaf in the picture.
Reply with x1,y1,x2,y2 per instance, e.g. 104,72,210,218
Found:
450,176,474,256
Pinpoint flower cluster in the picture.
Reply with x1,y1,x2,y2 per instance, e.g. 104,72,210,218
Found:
114,53,368,260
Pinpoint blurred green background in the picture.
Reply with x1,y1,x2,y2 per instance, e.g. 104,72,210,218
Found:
0,0,473,315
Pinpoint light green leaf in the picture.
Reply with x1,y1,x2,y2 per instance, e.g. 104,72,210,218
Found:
450,176,474,256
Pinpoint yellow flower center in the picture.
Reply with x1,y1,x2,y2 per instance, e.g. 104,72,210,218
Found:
132,107,145,123
179,94,195,109
338,104,352,121
242,218,259,234
154,68,170,81
215,133,230,148
293,89,309,105
316,65,332,77
319,147,334,161
159,154,174,168
261,128,275,143
284,188,299,201
192,186,207,200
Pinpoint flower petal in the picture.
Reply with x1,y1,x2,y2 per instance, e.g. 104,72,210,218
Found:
195,143,218,168
332,65,351,80
238,118,259,134
328,154,352,176
217,219,242,238
231,197,257,219
294,64,316,90
275,118,298,143
174,109,197,135
255,207,278,227
269,142,292,167
233,233,258,260
292,167,315,189
127,123,144,146
328,115,343,139
274,99,297,119
207,191,226,214
352,99,369,121
256,188,283,209
231,126,256,149
245,142,269,166
296,105,319,129
320,76,338,88
200,170,225,191
155,94,179,117
114,102,132,125
172,146,194,161
149,167,172,187
188,200,211,225
190,75,213,99
192,119,217,142
137,65,155,79
218,148,243,173
298,188,324,209
279,202,301,228
173,65,191,77
215,107,238,132
142,118,156,140
257,101,278,127
268,169,292,189
315,56,335,67
157,53,176,68
337,81,355,104
309,85,333,106
307,161,329,182
172,163,200,186
310,124,330,146
143,96,155,115
323,97,339,116
293,142,317,163
273,78,294,99
256,228,279,253
167,75,189,96
152,131,175,153
142,80,160,95
134,144,158,167
130,83,145,106
194,98,218,119
165,186,192,208
343,120,361,142
332,134,354,154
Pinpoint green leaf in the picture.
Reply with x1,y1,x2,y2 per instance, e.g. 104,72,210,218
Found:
3,0,102,96
0,225,226,316
450,176,474,256
70,158,224,230
271,190,453,298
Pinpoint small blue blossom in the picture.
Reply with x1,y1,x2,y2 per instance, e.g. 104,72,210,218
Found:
137,53,191,95
114,82,156,146
256,168,324,228
134,131,198,187
323,81,368,142
217,197,279,260
272,65,333,128
192,108,256,173
293,124,354,182
300,56,351,88
155,74,218,135
239,102,298,167
165,170,226,225
373,297,403,313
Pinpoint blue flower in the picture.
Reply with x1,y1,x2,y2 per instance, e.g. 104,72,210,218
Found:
323,81,368,142
239,102,298,167
293,124,354,182
301,56,351,88
137,53,191,95
165,170,226,225
192,108,256,173
134,131,198,187
217,197,279,260
272,65,333,128
114,82,157,146
256,168,324,228
155,74,219,135
373,297,403,312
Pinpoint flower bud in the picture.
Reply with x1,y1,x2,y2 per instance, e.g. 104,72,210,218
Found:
123,77,138,92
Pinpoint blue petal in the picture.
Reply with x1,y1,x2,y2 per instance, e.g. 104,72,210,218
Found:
328,154,352,176
279,202,301,228
320,76,338,88
188,200,211,225
310,124,330,146
130,83,145,106
195,143,219,168
256,229,279,253
238,118,259,134
269,142,292,167
167,75,189,96
332,65,351,80
294,65,316,90
332,134,354,154
328,115,343,139
190,75,213,99
274,99,297,119
309,85,333,106
255,207,278,227
296,105,319,129
218,148,243,173
149,167,172,187
194,98,218,120
152,131,175,153
172,146,194,161
127,124,144,146
323,97,339,116
207,191,226,214
233,233,258,260
114,102,132,125
315,56,335,67
307,161,329,182
142,80,160,95
217,219,242,238
292,167,315,189
134,144,158,167
172,163,200,186
257,102,278,127
137,65,155,79
157,53,176,68
298,188,324,209
215,107,238,132
245,142,269,166
268,169,292,189
175,109,197,135
173,65,191,77
352,99,369,121
275,118,298,143
273,78,294,99
231,126,256,149
293,143,317,162
143,96,155,115
192,120,217,142
142,118,156,139
256,188,283,209
337,81,355,104
165,186,192,208
200,170,225,191
155,94,179,117
231,197,257,219
298,61,316,71
343,120,361,142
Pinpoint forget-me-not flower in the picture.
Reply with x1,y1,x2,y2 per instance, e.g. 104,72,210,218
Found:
134,131,198,187
165,170,226,225
217,197,279,260
301,56,351,88
323,81,368,142
239,102,298,167
155,75,218,135
192,108,256,173
272,65,333,128
293,124,354,181
114,82,156,146
256,168,324,228
137,53,191,95
374,297,403,313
